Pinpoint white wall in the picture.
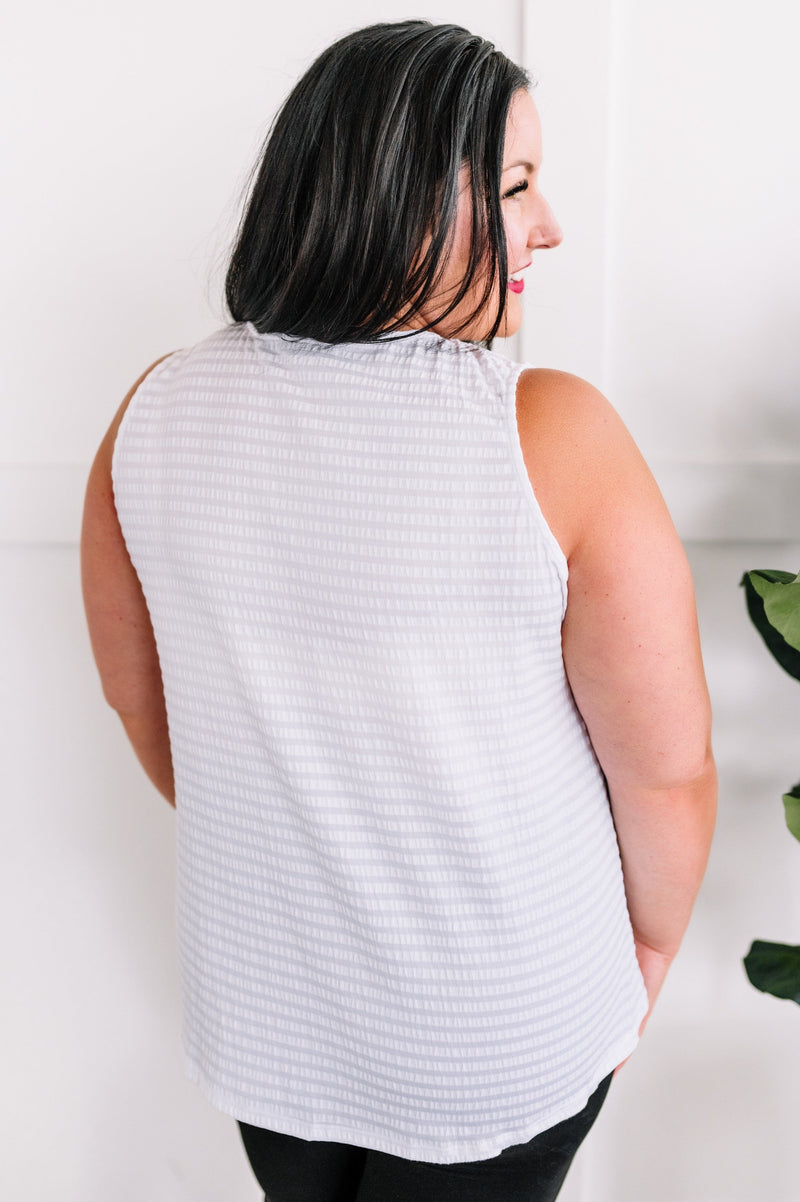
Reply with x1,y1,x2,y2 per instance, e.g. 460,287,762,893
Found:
1,0,521,544
523,0,800,542
520,3,800,1199
3,2,800,1199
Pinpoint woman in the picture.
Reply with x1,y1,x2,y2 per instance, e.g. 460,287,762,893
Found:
81,20,717,1202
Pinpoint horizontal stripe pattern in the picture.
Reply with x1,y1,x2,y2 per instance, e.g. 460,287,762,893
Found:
111,322,648,1164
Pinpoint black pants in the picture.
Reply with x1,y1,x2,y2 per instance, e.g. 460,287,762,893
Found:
237,1072,613,1202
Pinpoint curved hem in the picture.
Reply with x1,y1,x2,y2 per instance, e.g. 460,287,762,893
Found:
181,1020,643,1166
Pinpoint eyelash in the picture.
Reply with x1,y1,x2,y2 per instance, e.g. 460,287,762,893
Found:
502,180,529,200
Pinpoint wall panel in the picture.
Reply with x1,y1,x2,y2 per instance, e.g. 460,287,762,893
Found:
523,0,800,540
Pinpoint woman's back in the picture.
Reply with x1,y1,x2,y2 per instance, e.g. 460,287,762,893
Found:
81,21,716,1195
110,320,648,1164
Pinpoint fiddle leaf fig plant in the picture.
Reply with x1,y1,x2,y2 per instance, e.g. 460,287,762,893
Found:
741,569,800,679
783,782,800,842
740,569,800,1005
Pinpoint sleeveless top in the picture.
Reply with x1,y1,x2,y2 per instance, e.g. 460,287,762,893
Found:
111,321,649,1165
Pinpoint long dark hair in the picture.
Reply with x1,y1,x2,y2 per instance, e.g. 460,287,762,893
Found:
225,21,531,346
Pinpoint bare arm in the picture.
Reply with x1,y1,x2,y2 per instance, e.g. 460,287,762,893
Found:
80,355,177,806
517,369,717,1053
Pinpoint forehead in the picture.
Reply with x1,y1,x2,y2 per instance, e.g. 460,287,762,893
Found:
455,89,543,193
502,89,542,170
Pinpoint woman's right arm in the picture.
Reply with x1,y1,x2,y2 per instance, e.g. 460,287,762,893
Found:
516,368,718,1048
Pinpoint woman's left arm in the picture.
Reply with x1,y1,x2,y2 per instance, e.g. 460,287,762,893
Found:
80,356,176,806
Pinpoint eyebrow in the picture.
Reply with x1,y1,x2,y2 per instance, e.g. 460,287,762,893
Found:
502,160,537,174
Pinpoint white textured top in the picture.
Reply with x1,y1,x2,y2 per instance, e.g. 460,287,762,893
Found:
111,321,648,1164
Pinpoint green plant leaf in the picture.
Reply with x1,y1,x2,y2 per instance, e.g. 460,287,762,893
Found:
748,570,800,650
744,940,800,1003
741,570,800,681
783,783,800,843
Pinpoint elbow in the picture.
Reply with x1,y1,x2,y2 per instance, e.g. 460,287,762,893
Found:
101,683,126,714
102,686,143,719
652,751,718,830
655,747,717,796
612,740,717,797
650,723,716,793
99,671,163,721
678,741,716,790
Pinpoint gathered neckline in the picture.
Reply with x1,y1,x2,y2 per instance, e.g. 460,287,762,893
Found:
244,322,479,354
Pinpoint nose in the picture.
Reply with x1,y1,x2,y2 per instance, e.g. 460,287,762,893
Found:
530,194,563,250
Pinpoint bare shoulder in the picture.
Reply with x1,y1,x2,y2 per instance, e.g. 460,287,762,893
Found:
515,367,633,473
515,367,664,561
516,366,608,414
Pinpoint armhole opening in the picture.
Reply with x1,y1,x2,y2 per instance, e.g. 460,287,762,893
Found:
111,351,180,496
506,365,569,617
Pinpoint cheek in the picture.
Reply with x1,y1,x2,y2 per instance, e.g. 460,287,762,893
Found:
505,215,525,260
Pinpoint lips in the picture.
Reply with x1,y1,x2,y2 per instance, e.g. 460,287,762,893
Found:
507,262,531,295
